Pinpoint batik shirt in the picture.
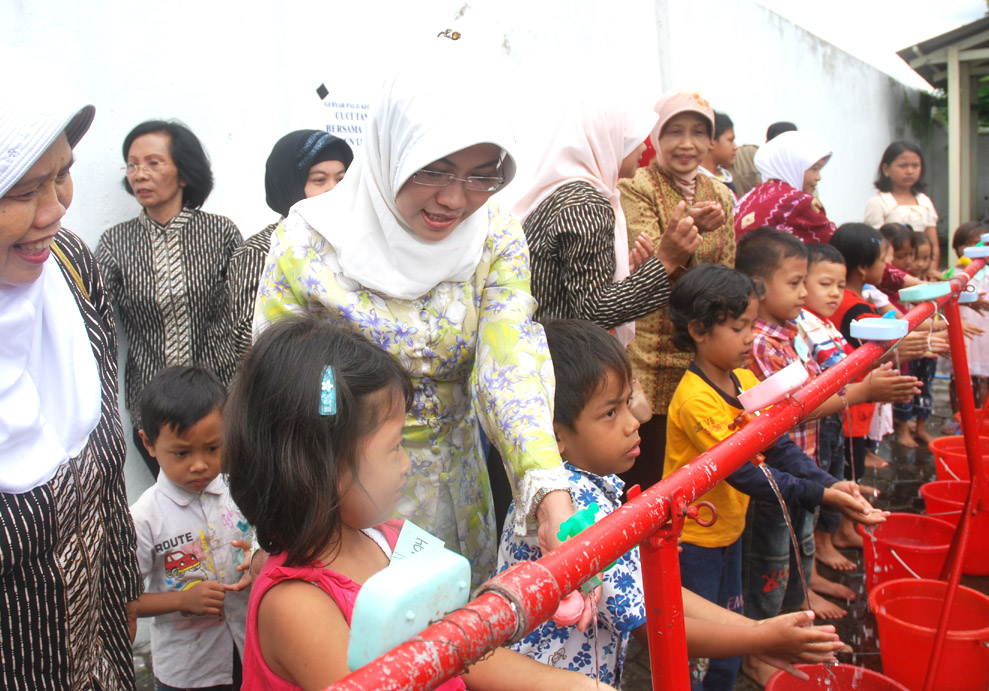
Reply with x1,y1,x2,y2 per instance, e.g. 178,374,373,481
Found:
619,164,736,414
497,465,646,687
96,208,242,428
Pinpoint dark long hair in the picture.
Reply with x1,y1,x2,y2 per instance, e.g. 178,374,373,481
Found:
874,141,927,195
224,317,412,566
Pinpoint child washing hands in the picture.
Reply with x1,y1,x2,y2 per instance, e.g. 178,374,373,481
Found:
225,318,617,691
498,319,843,688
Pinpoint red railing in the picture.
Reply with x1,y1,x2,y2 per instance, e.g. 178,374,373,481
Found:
329,259,986,691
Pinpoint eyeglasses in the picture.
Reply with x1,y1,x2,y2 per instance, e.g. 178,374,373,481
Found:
411,169,505,192
123,161,169,177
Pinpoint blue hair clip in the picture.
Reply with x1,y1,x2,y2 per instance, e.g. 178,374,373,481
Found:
320,366,338,416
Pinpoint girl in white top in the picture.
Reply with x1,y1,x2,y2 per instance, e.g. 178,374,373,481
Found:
864,141,940,277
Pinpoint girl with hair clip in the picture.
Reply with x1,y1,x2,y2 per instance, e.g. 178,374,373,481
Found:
227,318,614,690
864,141,940,278
255,38,577,590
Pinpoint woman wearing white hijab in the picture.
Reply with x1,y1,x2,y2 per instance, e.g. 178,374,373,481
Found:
255,40,573,585
0,49,141,690
734,130,836,243
514,98,700,344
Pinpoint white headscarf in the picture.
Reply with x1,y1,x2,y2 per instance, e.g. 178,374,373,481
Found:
754,130,831,193
512,100,657,345
0,45,100,493
289,41,517,301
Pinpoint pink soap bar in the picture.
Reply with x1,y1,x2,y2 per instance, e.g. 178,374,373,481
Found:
552,590,585,627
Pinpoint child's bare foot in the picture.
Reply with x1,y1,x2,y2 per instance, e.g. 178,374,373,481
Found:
915,421,933,444
895,422,919,448
741,654,778,687
806,589,848,620
865,450,890,469
815,531,857,571
810,569,857,601
832,519,864,550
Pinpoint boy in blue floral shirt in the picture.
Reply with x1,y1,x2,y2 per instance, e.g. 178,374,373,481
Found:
497,319,844,686
497,319,647,685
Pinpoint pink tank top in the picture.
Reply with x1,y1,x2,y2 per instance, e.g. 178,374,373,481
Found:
241,521,466,690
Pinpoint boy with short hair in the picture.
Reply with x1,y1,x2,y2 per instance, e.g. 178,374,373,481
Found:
131,366,255,691
498,319,844,687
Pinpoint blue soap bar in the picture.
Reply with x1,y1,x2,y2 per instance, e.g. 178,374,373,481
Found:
898,282,952,302
964,246,989,259
850,317,908,341
347,546,472,671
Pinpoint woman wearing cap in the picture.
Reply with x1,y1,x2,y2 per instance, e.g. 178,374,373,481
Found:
0,58,141,689
96,120,242,477
228,130,354,359
617,90,736,491
255,43,577,588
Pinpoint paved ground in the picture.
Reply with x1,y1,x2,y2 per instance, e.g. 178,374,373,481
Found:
131,378,986,690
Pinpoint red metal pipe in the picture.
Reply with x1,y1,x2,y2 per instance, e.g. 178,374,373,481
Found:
924,295,985,691
329,262,984,691
628,486,692,689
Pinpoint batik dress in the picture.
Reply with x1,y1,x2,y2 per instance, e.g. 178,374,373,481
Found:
0,229,142,690
255,205,570,583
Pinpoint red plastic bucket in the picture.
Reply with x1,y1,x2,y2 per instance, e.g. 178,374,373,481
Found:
869,578,989,691
919,480,968,527
765,663,909,690
919,481,989,575
953,411,989,435
928,435,989,481
858,513,955,592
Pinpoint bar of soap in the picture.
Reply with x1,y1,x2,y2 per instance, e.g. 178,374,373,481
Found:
898,281,952,302
552,590,585,627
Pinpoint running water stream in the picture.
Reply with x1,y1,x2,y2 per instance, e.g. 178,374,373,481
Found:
757,464,811,614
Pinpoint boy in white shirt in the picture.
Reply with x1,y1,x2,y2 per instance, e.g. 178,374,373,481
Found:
131,366,255,690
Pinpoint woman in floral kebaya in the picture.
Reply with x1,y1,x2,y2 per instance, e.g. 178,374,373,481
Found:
254,41,573,585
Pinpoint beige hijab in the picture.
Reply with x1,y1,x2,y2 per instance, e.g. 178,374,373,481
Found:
650,91,715,204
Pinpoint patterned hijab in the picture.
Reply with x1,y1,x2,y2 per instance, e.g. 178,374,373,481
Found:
0,45,101,493
264,130,354,216
651,91,715,204
289,40,517,300
754,130,831,193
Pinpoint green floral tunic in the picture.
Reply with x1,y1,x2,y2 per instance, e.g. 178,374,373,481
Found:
255,205,570,583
